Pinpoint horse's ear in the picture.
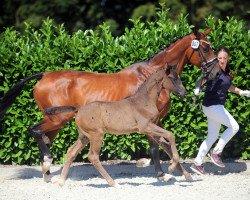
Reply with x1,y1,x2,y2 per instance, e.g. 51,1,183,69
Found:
192,27,199,37
203,28,211,36
193,27,203,40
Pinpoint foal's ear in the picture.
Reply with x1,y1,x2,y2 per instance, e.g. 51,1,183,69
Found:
166,66,171,75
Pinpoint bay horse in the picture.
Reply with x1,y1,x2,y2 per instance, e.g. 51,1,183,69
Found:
0,29,220,182
45,67,186,187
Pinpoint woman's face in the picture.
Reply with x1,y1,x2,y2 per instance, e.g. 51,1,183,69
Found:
217,50,229,71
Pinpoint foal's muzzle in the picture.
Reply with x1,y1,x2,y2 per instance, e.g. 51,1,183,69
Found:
178,88,187,100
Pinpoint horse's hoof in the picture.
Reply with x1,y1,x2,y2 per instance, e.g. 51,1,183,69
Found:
136,158,151,168
184,173,193,181
157,173,176,182
51,176,65,187
42,156,53,174
43,173,52,183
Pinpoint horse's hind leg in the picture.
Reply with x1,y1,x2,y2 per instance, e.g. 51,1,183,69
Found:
51,135,89,186
28,116,70,181
28,122,54,175
41,129,60,182
159,138,193,181
88,133,118,188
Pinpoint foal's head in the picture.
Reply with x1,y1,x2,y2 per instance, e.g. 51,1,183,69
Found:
164,66,186,99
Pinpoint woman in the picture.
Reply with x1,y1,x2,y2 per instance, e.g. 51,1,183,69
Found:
190,46,250,175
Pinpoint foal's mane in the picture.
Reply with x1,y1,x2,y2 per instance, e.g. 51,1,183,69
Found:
135,68,165,93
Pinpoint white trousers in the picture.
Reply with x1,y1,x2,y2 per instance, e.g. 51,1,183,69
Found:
194,105,239,165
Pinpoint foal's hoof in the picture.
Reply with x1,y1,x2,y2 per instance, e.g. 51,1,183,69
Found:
51,176,65,187
112,182,121,189
136,158,151,168
157,173,176,182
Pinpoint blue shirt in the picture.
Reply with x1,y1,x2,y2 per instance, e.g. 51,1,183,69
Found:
203,72,231,106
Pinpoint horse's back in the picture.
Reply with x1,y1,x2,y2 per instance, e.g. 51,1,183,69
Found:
33,70,139,111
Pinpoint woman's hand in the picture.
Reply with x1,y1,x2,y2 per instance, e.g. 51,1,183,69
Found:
194,87,204,96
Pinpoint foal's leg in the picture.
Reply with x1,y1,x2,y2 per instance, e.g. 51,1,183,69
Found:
138,121,169,180
159,138,193,181
144,136,176,182
144,123,179,174
51,135,90,186
88,134,118,188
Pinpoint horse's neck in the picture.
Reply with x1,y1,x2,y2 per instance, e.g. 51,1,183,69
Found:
148,35,191,75
121,34,192,83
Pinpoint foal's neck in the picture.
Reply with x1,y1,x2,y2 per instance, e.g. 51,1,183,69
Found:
135,72,164,104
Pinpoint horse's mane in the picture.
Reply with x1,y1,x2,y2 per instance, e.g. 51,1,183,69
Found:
121,32,191,72
145,32,191,62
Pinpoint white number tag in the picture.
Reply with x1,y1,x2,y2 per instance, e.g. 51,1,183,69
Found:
191,40,200,49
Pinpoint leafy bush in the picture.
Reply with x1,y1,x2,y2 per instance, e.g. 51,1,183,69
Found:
0,8,249,165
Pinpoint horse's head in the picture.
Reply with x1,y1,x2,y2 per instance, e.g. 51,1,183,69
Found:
164,66,186,99
184,28,221,81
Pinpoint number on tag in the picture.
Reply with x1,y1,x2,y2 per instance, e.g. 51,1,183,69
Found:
191,40,199,49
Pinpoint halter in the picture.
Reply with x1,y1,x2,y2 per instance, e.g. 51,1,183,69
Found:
190,39,219,80
189,38,220,109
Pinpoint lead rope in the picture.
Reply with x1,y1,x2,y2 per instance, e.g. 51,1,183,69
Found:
193,76,206,110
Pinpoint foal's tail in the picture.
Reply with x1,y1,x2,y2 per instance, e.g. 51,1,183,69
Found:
45,106,78,115
0,73,44,120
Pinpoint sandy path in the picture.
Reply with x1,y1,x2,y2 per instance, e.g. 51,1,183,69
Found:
0,160,249,200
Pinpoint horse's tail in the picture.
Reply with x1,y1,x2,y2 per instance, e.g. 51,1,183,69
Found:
45,106,78,115
0,72,44,120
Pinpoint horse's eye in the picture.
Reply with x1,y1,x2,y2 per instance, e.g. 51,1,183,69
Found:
203,46,209,53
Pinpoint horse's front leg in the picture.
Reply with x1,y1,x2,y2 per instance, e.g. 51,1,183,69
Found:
146,136,164,176
146,136,176,182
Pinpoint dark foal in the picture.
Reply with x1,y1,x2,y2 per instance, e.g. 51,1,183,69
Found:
45,67,186,187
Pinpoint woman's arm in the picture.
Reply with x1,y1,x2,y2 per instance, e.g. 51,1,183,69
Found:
228,85,241,94
229,85,250,97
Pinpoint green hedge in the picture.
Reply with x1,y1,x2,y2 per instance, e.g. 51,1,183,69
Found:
0,8,249,165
